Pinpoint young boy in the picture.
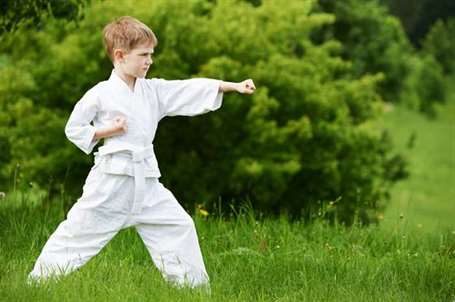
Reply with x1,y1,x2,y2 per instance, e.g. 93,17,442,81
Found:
28,16,255,289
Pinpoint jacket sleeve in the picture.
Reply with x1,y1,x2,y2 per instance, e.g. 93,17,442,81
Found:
64,89,100,154
153,78,224,119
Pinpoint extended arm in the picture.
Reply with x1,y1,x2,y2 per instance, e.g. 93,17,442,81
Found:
219,79,256,94
153,77,256,119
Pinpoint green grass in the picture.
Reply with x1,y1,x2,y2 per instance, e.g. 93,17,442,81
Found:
379,92,455,233
1,83,455,301
0,200,454,302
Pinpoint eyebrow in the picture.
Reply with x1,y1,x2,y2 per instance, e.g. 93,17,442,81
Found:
139,50,154,55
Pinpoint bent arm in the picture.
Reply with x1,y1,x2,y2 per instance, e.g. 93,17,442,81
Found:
93,126,121,141
93,116,127,141
64,91,100,154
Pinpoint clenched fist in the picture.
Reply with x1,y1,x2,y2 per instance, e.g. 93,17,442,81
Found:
113,115,128,134
92,115,128,141
236,79,256,94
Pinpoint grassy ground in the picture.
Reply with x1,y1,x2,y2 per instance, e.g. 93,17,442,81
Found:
379,91,455,234
1,85,454,301
0,201,454,302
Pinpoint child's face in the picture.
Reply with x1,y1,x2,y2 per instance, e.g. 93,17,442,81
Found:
118,42,154,78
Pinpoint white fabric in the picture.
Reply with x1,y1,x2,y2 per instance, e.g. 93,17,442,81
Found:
97,143,155,214
64,70,223,173
29,167,209,288
28,70,223,288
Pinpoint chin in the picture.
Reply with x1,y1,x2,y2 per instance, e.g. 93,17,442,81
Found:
137,71,148,78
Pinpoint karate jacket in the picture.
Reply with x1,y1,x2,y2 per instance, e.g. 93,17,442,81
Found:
64,70,223,208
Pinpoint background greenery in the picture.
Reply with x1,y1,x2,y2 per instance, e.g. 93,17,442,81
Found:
1,91,454,301
0,0,454,300
2,0,448,224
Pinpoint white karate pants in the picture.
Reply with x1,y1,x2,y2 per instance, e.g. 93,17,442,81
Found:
28,165,210,288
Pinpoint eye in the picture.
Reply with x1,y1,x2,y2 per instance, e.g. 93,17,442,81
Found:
141,53,153,59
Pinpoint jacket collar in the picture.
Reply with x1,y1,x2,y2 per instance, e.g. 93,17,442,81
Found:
108,69,139,93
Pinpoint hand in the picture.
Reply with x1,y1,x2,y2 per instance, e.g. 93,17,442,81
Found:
93,115,128,141
113,115,128,134
236,79,256,94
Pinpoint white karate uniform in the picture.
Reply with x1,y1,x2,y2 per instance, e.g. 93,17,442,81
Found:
28,70,223,288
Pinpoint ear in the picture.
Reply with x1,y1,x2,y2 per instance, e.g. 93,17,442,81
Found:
113,48,127,62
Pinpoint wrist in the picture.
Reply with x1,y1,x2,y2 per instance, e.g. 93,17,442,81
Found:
233,82,241,93
112,124,122,133
94,125,122,140
220,81,240,93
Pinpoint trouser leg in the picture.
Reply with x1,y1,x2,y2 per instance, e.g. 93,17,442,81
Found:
28,169,132,281
134,179,210,289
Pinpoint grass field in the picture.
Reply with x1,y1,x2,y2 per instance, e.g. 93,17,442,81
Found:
379,90,455,234
1,87,454,301
0,202,454,302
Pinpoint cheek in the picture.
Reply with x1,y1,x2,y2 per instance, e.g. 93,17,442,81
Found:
132,59,143,69
128,56,140,64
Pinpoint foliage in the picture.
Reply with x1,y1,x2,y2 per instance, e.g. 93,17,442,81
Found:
0,0,408,224
317,0,447,114
0,0,87,33
422,18,455,74
317,0,413,103
381,0,455,47
398,54,446,116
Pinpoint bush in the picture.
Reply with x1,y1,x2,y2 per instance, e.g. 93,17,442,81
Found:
0,0,407,224
317,0,413,103
400,54,446,116
317,0,447,114
422,18,455,74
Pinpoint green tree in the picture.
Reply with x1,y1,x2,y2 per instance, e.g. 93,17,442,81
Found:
317,0,446,115
317,0,413,103
422,18,455,74
381,0,455,47
401,54,446,116
0,0,407,224
0,0,87,33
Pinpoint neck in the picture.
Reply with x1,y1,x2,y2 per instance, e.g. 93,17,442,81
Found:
113,67,136,91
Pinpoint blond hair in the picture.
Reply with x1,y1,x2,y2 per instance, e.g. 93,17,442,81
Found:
103,16,158,62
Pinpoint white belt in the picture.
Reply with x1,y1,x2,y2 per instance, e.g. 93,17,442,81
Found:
98,143,155,214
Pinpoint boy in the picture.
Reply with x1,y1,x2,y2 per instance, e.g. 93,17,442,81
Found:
28,16,255,289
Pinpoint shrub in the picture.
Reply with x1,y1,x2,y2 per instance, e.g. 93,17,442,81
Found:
0,0,407,224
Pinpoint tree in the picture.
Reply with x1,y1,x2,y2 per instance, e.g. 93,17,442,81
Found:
0,0,87,33
381,0,455,48
422,18,455,74
0,0,407,224
317,0,446,115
